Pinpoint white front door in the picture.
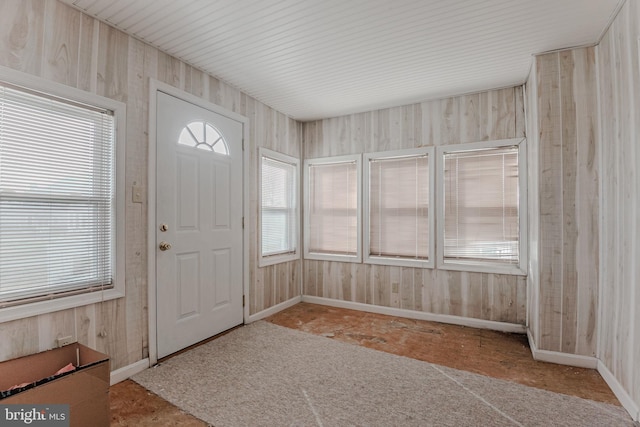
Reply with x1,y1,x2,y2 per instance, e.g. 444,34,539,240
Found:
156,91,243,359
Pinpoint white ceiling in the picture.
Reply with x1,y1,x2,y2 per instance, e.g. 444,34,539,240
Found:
60,0,622,121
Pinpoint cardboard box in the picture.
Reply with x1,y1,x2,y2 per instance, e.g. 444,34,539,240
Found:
0,343,110,427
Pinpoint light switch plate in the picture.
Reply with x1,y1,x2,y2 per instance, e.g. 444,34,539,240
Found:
132,185,144,203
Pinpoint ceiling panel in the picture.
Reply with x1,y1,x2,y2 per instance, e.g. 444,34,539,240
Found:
59,0,622,121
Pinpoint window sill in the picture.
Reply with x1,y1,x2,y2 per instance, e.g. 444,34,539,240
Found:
365,256,433,269
0,288,125,323
437,260,527,276
259,252,300,267
304,252,362,263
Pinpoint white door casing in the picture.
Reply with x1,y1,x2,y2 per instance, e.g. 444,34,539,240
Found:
155,90,243,359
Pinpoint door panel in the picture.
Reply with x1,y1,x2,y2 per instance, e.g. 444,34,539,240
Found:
156,91,243,359
176,154,199,229
176,252,200,319
213,249,231,305
214,163,230,227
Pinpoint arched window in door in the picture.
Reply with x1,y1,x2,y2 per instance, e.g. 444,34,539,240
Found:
178,121,229,155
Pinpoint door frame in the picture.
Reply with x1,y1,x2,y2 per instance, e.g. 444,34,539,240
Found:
147,79,250,365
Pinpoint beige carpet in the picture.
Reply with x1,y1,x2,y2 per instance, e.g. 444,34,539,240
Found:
133,321,633,427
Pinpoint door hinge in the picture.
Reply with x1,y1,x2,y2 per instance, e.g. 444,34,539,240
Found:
242,217,245,229
242,295,245,307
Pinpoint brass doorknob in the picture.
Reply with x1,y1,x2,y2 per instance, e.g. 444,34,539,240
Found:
159,241,172,251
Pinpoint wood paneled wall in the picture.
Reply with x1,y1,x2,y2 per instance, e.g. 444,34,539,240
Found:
302,88,527,324
597,0,640,410
525,64,540,343
527,47,600,356
0,0,301,370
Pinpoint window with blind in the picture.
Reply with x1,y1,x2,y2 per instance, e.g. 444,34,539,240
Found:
304,155,361,262
0,69,125,320
437,139,527,274
364,148,434,267
259,148,299,266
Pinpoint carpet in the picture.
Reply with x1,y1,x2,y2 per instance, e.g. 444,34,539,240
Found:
133,321,633,426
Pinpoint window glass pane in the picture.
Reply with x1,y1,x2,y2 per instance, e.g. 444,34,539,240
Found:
178,121,229,155
443,146,519,263
308,161,357,255
0,83,114,304
369,155,429,259
261,156,296,256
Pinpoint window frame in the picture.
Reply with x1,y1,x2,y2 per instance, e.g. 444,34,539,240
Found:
0,65,126,323
363,147,435,268
436,137,527,275
303,154,362,263
258,147,300,267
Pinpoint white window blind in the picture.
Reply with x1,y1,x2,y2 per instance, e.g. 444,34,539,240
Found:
0,83,115,306
369,154,429,260
261,155,297,257
308,161,358,256
443,146,519,264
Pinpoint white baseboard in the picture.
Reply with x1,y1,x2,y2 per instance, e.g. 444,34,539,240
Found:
110,358,150,386
597,360,640,422
526,330,598,369
301,296,526,334
247,296,302,323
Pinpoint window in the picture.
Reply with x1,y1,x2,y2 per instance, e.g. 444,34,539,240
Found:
259,148,299,266
0,68,125,321
178,121,229,155
436,138,527,274
364,148,434,267
304,155,361,262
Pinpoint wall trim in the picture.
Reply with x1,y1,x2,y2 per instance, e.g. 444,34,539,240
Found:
526,330,598,369
302,296,526,334
248,296,302,323
110,358,150,386
597,360,640,422
596,0,628,44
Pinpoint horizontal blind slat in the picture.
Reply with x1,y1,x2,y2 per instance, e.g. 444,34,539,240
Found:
0,83,115,303
261,156,297,256
443,146,519,264
308,161,357,255
369,154,429,260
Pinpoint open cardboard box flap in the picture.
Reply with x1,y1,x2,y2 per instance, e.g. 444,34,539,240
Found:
0,343,110,427
0,343,109,399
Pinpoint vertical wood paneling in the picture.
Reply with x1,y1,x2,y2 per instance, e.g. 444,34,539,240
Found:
516,276,527,325
97,22,128,102
76,12,97,92
530,47,599,356
0,318,39,362
571,47,599,356
597,0,640,410
0,0,44,75
156,51,182,90
459,93,481,143
302,87,527,324
74,305,96,352
43,0,79,85
537,52,564,351
37,311,74,352
0,0,302,368
124,36,148,364
559,50,579,354
525,64,541,344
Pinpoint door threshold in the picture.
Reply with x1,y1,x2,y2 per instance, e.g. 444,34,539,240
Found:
157,323,244,364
